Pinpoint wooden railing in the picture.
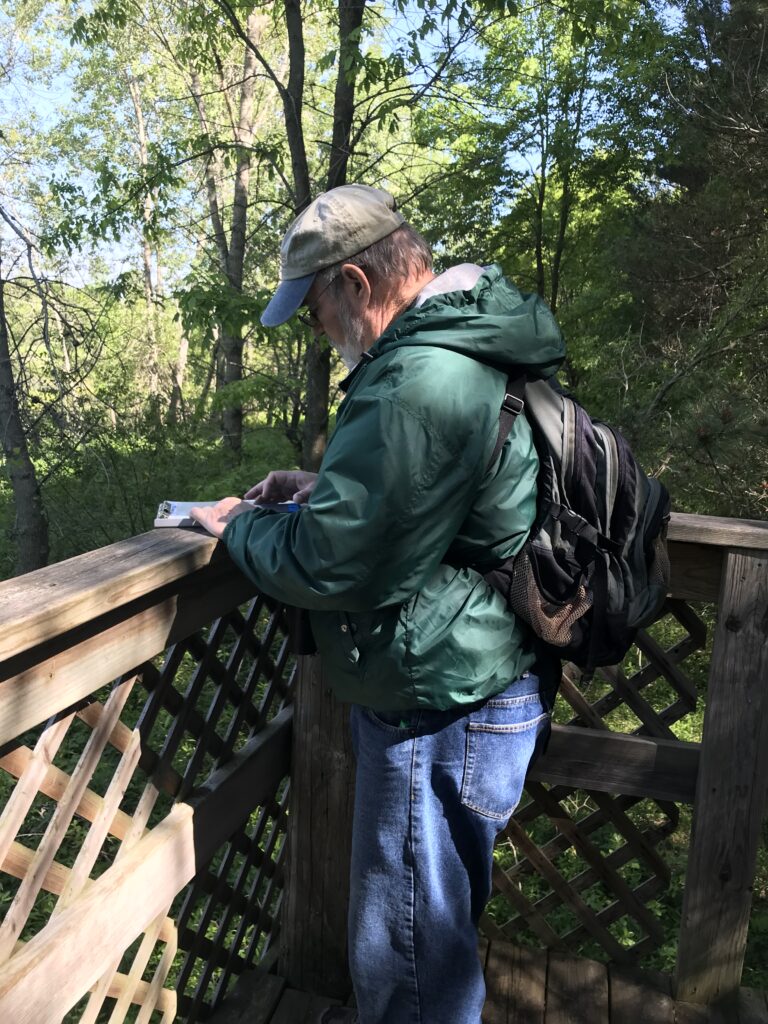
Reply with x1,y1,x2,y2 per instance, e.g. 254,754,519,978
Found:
0,513,764,1022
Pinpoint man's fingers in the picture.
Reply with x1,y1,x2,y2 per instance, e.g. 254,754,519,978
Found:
245,471,316,504
190,498,252,538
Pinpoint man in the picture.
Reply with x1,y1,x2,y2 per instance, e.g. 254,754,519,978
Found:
192,184,565,1024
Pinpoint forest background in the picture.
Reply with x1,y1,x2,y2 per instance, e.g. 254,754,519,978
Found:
1,0,766,579
1,0,767,990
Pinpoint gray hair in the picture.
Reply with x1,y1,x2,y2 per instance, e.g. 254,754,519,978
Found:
315,223,432,297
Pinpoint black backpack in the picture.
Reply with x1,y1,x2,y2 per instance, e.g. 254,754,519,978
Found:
482,375,671,672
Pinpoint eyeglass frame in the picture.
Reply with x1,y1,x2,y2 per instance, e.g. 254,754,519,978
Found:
297,263,368,329
297,273,340,329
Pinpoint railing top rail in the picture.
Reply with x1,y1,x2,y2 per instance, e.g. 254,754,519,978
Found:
668,512,768,550
0,529,216,664
0,511,764,666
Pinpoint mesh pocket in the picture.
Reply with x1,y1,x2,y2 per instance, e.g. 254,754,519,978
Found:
648,530,671,589
507,548,592,647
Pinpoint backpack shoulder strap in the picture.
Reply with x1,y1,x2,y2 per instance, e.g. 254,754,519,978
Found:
487,373,527,472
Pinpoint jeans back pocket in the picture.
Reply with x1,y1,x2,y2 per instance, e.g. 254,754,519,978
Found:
461,691,550,821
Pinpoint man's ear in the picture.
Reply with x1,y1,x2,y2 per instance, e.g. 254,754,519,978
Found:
339,264,371,307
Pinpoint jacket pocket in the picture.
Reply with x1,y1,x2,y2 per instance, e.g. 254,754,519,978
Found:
404,564,531,705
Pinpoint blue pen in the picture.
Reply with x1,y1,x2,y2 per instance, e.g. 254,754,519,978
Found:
254,501,301,512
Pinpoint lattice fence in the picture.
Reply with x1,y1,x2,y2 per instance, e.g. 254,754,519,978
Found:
0,592,295,1024
483,598,709,964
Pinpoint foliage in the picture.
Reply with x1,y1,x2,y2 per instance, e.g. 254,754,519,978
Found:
0,0,766,993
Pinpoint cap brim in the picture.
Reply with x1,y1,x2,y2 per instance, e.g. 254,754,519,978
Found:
261,272,316,327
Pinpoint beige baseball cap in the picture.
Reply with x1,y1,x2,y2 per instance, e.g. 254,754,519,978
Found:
261,184,405,326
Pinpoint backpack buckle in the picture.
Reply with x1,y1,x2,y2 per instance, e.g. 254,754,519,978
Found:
502,393,525,417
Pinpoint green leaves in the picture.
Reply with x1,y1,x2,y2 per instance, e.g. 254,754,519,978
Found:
175,278,266,344
71,0,134,45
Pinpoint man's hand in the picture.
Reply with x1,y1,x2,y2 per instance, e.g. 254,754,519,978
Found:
245,470,318,505
190,497,253,539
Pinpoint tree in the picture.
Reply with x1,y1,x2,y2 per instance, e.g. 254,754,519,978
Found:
0,246,49,575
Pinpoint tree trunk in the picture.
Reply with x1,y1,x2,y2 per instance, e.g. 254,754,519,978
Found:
168,330,189,425
126,74,160,403
327,0,366,192
218,12,262,456
299,0,367,471
0,275,49,575
283,0,312,211
302,341,331,470
550,54,589,314
533,111,548,300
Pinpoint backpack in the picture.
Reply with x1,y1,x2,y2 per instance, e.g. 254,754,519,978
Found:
482,374,671,672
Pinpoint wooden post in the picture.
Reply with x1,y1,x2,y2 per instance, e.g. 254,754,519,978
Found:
675,547,768,1004
279,655,355,998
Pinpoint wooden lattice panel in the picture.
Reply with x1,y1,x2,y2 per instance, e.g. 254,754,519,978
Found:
0,593,295,1024
484,599,708,964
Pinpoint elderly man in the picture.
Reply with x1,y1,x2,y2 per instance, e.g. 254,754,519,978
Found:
192,184,564,1024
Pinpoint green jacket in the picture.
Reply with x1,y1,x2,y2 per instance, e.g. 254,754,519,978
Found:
223,264,565,709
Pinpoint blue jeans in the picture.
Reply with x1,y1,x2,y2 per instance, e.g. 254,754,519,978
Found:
347,673,550,1024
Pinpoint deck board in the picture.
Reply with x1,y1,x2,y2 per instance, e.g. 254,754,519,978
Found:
608,963,675,1024
210,940,767,1023
483,940,547,1023
738,988,768,1024
546,951,609,1024
270,987,341,1023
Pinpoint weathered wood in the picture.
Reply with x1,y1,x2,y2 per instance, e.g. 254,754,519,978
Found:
186,705,293,866
0,562,257,747
528,725,700,803
608,964,675,1023
0,529,219,662
0,677,137,963
736,988,768,1024
503,818,630,962
667,513,768,551
490,861,564,949
676,548,768,1004
0,710,291,1022
0,715,73,867
525,781,665,943
546,951,609,1023
271,989,341,1024
674,999,729,1023
601,664,679,739
0,804,196,1024
507,943,548,1024
278,656,355,998
0,742,138,843
483,939,546,1024
667,542,723,602
0,509,749,666
206,968,286,1024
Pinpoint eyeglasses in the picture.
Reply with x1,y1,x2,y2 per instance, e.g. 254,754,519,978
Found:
298,274,339,329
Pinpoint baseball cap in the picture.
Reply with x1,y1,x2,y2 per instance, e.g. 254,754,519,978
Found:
261,184,405,327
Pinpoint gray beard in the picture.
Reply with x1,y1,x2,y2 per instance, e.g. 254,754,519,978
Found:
335,293,366,370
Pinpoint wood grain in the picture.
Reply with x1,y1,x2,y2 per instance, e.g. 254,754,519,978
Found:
0,529,219,662
0,708,291,1022
667,542,724,603
676,549,768,1004
0,803,197,1024
608,964,675,1023
528,725,700,803
0,562,257,747
545,951,609,1023
668,514,768,551
278,656,355,999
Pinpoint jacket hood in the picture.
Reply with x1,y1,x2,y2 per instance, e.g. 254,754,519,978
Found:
369,263,565,381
